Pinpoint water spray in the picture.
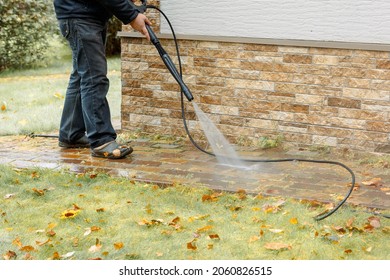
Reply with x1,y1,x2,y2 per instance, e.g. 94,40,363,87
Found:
136,1,360,221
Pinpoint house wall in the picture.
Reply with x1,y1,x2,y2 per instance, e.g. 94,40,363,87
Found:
160,0,390,45
120,0,390,153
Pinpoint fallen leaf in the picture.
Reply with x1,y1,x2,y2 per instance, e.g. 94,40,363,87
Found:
36,239,51,246
60,209,80,219
230,205,243,211
188,214,210,222
187,240,197,250
156,252,163,257
208,234,220,240
96,208,105,212
52,252,61,260
32,188,45,196
20,245,35,252
264,242,291,251
23,253,33,260
344,249,353,254
3,250,17,260
249,236,260,243
346,217,355,229
202,192,222,202
196,225,213,233
89,243,102,253
368,216,381,228
4,193,16,199
170,216,180,224
91,226,101,232
289,217,298,225
46,230,56,237
269,228,284,234
333,226,346,234
53,92,64,99
12,237,22,248
346,182,360,191
236,189,247,200
61,251,75,259
362,178,383,187
73,203,82,210
84,228,92,236
114,242,124,250
1,101,7,111
363,246,373,252
47,222,57,229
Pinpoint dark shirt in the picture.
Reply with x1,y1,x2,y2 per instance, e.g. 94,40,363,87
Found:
53,0,139,24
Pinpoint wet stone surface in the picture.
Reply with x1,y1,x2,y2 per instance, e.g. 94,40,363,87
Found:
0,135,389,211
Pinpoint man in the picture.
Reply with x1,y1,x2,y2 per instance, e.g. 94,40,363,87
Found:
53,0,151,159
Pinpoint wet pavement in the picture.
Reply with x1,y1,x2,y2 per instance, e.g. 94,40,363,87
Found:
0,134,389,211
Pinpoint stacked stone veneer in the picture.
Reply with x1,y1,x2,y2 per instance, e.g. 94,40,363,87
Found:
120,11,390,153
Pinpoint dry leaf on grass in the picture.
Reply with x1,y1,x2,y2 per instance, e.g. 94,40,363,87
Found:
264,242,292,251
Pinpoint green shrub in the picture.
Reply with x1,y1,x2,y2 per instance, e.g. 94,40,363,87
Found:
0,0,56,71
106,17,122,56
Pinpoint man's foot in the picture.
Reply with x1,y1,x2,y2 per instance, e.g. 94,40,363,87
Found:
59,135,90,149
91,141,133,159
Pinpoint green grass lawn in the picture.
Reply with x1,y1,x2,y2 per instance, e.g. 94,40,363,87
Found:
0,37,121,136
0,165,389,260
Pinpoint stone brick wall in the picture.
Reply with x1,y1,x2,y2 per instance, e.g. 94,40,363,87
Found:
120,3,390,153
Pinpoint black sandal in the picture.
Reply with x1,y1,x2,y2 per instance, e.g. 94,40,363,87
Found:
91,141,133,159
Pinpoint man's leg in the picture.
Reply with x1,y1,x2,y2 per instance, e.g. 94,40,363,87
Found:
58,19,88,145
71,18,117,149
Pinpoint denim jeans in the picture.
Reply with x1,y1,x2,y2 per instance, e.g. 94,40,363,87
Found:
58,18,116,149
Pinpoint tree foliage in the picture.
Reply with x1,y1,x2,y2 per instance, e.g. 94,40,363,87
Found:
0,0,56,71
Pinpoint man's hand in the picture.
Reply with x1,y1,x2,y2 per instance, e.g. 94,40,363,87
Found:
130,13,152,41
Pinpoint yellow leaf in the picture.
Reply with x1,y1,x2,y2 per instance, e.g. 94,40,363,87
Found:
53,92,64,99
60,209,80,219
47,223,57,229
52,252,61,260
91,226,101,232
12,237,22,248
1,101,7,111
289,217,298,225
196,225,213,233
20,245,35,252
114,242,124,250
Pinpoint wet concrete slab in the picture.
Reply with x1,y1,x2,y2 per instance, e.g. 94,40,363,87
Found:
0,135,389,211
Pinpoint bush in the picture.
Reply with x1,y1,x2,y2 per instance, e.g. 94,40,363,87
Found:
106,17,122,56
0,0,56,71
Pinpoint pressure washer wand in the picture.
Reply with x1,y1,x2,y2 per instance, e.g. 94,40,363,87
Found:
145,25,194,102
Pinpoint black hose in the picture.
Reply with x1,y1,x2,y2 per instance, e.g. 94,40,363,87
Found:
148,5,357,221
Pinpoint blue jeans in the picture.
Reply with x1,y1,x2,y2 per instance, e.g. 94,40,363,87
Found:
58,18,116,149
